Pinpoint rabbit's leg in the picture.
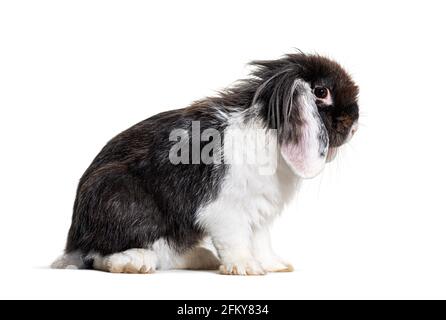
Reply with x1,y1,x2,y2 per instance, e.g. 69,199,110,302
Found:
150,238,220,271
93,239,220,273
208,221,265,276
252,226,293,273
93,248,158,274
174,245,220,270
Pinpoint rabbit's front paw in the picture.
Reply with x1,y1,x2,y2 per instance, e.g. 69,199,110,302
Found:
219,259,265,276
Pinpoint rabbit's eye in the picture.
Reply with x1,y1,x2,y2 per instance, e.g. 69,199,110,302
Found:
313,86,333,106
314,87,329,99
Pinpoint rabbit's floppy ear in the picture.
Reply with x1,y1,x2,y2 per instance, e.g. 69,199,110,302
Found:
280,80,328,178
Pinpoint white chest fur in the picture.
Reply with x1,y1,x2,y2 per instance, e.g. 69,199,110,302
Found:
196,111,300,232
194,111,300,275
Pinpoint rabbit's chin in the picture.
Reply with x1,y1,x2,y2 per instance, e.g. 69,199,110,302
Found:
326,147,338,162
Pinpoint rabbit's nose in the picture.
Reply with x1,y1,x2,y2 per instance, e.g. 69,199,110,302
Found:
350,122,358,136
345,121,358,143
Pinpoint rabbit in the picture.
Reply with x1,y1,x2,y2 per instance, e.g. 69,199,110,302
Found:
52,53,359,275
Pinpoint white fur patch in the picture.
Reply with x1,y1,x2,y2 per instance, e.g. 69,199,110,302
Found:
196,111,299,275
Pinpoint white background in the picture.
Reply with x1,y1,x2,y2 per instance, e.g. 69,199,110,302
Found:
1,0,445,300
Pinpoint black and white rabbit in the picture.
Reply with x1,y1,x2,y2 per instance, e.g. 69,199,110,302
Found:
52,53,359,275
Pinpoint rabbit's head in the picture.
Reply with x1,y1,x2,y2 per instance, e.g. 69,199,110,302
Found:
251,53,359,177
